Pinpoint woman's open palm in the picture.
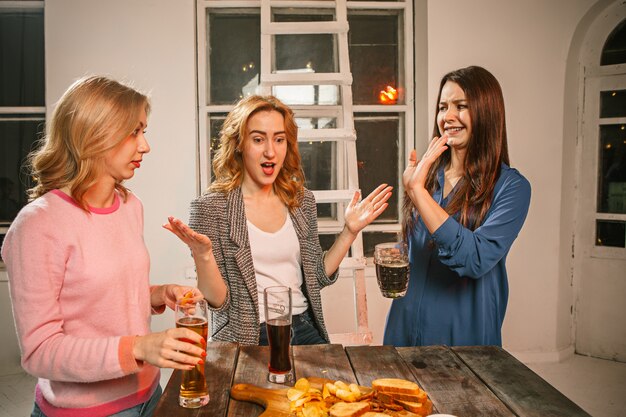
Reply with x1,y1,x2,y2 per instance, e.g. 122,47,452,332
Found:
344,183,393,235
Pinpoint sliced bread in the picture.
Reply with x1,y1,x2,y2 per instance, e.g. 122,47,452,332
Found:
395,398,433,416
371,378,421,396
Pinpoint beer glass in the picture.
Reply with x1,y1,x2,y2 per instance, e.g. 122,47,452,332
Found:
175,299,209,408
263,286,293,384
374,242,410,298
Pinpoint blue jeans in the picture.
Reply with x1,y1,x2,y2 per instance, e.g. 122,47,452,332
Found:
259,308,327,345
31,385,162,417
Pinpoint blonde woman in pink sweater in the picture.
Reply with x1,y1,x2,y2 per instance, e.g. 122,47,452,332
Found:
1,76,205,417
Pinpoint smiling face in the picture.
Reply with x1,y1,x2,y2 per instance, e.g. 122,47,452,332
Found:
437,81,472,149
102,108,150,182
240,109,288,192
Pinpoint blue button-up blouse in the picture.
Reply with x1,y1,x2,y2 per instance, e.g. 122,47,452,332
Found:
383,164,531,347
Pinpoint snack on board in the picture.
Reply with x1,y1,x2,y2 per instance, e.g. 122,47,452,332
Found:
371,378,432,416
287,377,432,417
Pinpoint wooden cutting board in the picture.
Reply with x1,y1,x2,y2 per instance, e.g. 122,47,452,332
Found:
230,383,291,417
230,377,336,417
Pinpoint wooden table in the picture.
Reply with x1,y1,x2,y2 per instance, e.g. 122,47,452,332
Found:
153,342,590,417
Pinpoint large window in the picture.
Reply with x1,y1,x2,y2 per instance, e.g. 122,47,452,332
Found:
197,0,413,256
592,19,626,252
0,2,45,266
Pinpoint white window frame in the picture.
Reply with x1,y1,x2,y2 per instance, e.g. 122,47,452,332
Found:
579,7,626,260
196,0,414,247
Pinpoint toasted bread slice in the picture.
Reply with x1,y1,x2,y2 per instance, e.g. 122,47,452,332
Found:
384,390,428,404
395,398,433,417
329,401,371,417
362,413,390,417
371,378,421,396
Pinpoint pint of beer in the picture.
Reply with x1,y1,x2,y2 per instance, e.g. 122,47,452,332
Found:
175,299,209,408
263,286,293,384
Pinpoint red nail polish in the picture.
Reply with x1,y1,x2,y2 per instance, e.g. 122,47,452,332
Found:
197,359,204,366
201,351,207,357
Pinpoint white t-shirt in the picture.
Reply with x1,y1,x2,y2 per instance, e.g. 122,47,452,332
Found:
247,215,308,323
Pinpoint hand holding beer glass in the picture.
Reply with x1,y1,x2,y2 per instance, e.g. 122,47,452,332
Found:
264,286,293,384
374,242,410,298
175,298,209,408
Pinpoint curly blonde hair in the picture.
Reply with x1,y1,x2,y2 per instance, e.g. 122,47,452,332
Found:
28,76,150,211
210,95,305,209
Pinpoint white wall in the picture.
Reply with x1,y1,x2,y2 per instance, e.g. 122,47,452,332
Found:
45,0,199,335
0,0,611,374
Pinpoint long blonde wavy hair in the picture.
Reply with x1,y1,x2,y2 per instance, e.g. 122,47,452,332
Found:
28,76,150,211
210,95,305,210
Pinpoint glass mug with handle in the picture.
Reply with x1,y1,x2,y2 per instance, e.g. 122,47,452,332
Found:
264,286,294,384
374,241,410,298
175,298,210,408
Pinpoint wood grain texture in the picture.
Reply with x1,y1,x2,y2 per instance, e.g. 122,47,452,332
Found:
453,346,592,417
230,384,290,417
228,345,285,416
293,344,356,383
345,345,418,387
153,341,239,417
398,345,514,416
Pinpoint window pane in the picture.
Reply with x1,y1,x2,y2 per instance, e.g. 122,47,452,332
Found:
596,220,626,248
274,13,336,74
0,119,44,222
348,13,400,105
275,34,337,73
0,9,45,106
597,124,626,213
600,90,626,118
601,19,626,66
300,141,335,191
207,114,228,181
355,114,401,221
208,13,260,104
363,232,401,257
317,203,336,220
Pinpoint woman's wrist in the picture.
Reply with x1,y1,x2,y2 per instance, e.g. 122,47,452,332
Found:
193,248,215,264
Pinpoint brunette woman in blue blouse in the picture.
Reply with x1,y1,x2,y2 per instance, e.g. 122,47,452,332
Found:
383,66,531,347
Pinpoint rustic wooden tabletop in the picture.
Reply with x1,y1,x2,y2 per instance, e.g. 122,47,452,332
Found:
153,342,590,417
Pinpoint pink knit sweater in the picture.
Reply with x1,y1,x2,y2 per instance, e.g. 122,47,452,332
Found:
1,190,160,417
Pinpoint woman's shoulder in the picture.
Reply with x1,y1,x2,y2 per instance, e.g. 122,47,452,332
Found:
7,192,70,233
498,164,531,196
196,189,229,202
191,189,230,212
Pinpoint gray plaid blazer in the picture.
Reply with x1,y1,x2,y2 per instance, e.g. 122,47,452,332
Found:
188,186,338,345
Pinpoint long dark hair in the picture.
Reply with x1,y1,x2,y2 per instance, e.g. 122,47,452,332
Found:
403,66,510,238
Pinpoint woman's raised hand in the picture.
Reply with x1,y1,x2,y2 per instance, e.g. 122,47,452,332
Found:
163,217,213,258
403,135,448,193
344,183,393,235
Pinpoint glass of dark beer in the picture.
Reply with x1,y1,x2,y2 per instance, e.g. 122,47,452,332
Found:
374,242,410,298
175,299,209,408
263,286,293,384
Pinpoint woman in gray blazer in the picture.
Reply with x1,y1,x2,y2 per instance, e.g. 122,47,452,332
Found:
166,95,392,345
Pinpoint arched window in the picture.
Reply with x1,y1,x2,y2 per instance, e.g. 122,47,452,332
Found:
601,18,626,66
593,17,626,249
